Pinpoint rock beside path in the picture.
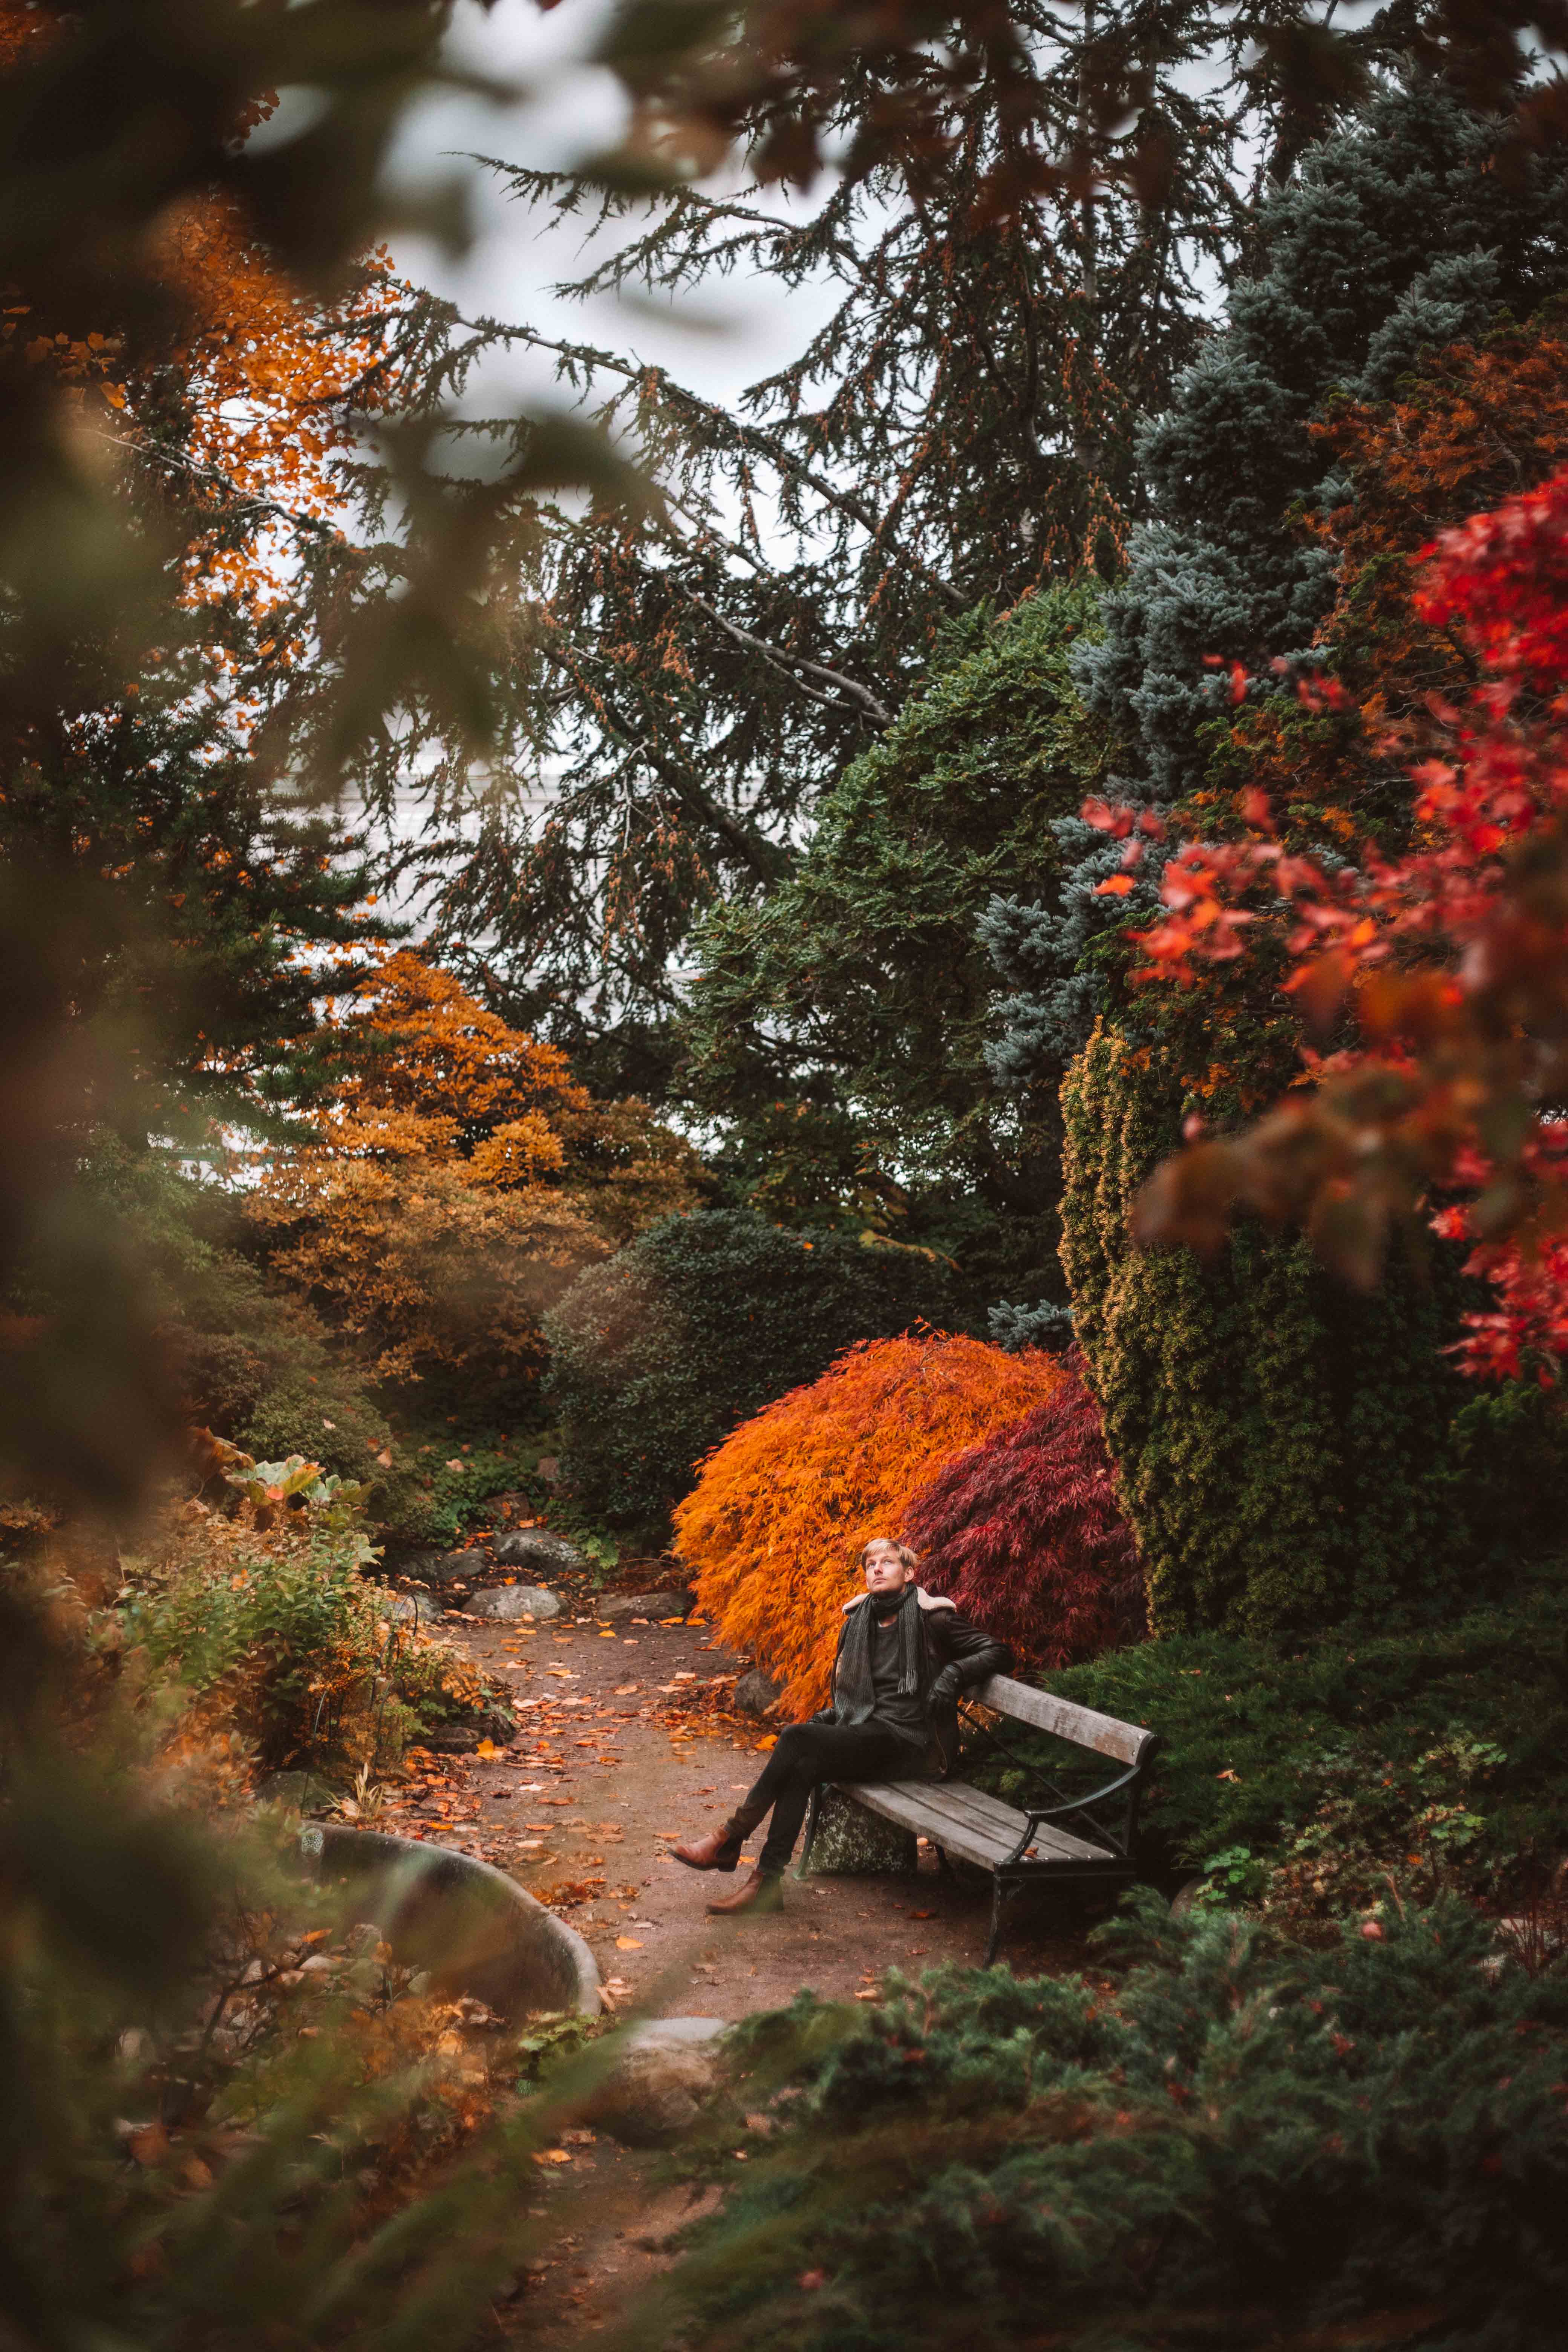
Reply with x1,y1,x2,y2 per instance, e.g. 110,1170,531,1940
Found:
802,1787,919,1876
460,1584,561,1623
420,1704,517,1752
733,1667,780,1717
585,2017,729,2146
599,1588,690,1621
378,1590,441,1627
428,1548,485,1585
493,1528,583,1576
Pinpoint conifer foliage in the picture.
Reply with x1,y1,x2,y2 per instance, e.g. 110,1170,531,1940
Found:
902,1356,1145,1668
674,1333,1062,1713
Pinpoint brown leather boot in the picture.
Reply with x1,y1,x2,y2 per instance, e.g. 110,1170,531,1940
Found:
671,1810,757,1872
706,1867,784,1917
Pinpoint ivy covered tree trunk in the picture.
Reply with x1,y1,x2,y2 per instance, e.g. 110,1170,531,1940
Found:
1060,1021,1467,1637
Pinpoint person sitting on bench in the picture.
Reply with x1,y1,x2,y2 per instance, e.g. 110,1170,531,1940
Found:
671,1536,1010,1915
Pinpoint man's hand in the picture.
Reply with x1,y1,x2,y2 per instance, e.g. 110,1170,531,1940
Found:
928,1666,962,1707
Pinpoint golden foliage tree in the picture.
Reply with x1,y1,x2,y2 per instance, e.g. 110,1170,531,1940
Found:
248,951,703,1386
674,1333,1063,1715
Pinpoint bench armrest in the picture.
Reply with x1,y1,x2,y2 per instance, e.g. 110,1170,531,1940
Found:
1002,1760,1144,1865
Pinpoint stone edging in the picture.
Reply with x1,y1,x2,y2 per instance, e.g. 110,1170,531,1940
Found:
299,1823,601,2019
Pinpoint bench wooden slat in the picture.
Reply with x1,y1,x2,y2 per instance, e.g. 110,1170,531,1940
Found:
902,1779,1116,1865
844,1779,1117,1869
971,1674,1155,1766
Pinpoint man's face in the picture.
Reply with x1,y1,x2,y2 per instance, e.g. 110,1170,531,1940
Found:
863,1540,913,1600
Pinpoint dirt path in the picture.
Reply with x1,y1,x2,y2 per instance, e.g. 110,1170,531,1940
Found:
384,1583,1093,2340
401,1591,1090,2011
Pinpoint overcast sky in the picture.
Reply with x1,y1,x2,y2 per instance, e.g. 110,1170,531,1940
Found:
384,0,841,423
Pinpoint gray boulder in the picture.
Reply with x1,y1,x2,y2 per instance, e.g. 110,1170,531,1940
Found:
383,1547,448,1584
420,1705,515,1753
375,1590,440,1627
430,1548,485,1585
599,1589,689,1621
585,2017,728,2147
460,1584,560,1623
492,1528,583,1576
732,1668,780,1718
255,1770,337,1815
801,1787,919,1876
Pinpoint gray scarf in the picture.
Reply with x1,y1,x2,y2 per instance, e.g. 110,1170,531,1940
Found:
831,1585,922,1727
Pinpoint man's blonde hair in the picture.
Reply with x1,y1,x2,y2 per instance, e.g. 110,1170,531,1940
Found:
860,1537,918,1571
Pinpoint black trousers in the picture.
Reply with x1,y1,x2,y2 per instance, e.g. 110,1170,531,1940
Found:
744,1720,913,1876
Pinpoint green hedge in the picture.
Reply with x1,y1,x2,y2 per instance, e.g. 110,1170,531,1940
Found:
543,1208,961,1530
657,1897,1568,2352
1058,1022,1567,1635
993,1574,1568,1918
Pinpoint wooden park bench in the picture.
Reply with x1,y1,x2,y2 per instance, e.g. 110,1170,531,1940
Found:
798,1675,1160,1966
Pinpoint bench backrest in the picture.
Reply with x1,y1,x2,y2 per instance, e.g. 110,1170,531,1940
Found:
972,1673,1155,1769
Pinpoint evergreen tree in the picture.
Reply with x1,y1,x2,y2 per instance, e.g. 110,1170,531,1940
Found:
1059,1019,1472,1638
409,2,1418,1075
681,583,1107,1294
990,78,1568,1090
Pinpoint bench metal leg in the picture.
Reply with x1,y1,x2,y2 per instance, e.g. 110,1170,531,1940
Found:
984,1874,1005,1968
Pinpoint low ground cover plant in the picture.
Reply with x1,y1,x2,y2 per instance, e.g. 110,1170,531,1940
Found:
985,1575,1568,1928
653,1896,1568,2352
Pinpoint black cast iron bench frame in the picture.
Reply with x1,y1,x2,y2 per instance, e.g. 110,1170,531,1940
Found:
797,1673,1160,1966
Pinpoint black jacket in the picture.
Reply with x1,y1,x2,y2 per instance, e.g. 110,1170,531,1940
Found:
820,1586,1010,1776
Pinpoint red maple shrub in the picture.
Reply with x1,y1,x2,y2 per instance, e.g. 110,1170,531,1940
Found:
901,1357,1146,1669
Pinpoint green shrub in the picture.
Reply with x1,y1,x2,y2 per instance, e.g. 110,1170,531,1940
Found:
543,1208,961,1529
657,1897,1568,2352
992,1574,1568,1912
124,1510,511,1770
1058,1021,1545,1636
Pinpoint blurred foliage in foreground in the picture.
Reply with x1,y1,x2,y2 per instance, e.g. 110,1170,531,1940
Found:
648,1896,1568,2352
0,1553,623,2352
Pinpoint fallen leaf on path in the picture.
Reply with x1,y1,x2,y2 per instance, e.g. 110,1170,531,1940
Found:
475,1740,502,1759
533,2150,573,2166
615,1936,643,1949
613,1684,639,1694
754,1736,776,1751
909,1909,934,1920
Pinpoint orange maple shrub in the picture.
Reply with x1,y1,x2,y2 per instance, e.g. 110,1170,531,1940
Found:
674,1333,1064,1716
248,951,702,1384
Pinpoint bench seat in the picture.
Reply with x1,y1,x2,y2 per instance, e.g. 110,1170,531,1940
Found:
844,1779,1118,1871
800,1672,1159,1966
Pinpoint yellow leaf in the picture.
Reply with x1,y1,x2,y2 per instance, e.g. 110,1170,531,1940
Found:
615,1935,643,1949
475,1739,501,1759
